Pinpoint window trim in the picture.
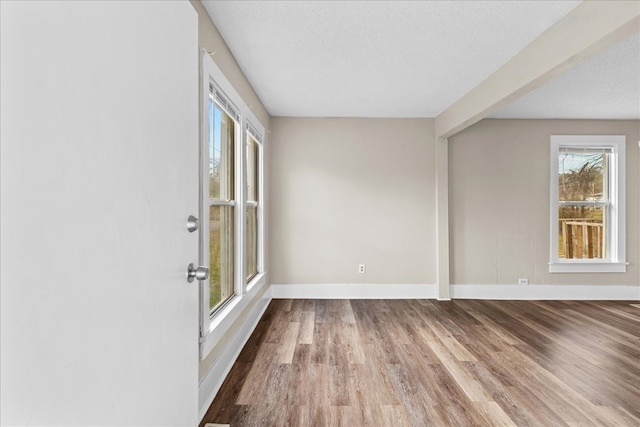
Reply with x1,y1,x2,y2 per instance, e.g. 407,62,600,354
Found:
549,135,626,273
199,49,266,360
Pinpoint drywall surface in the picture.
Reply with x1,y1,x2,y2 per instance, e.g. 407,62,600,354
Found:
270,118,436,285
449,119,639,286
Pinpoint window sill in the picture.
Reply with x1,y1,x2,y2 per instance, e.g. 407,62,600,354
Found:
549,262,627,273
200,272,267,360
246,272,263,292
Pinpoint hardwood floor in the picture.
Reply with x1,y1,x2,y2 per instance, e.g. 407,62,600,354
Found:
200,299,640,426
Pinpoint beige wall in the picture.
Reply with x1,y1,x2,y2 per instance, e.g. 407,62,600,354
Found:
189,1,272,383
270,118,436,285
449,119,639,286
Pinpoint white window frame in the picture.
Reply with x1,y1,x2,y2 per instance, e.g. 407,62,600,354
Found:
199,49,266,359
203,81,242,314
245,124,264,288
549,135,626,273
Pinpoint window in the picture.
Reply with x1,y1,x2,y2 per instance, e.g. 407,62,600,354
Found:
207,94,237,314
245,128,261,283
550,135,626,273
199,50,266,358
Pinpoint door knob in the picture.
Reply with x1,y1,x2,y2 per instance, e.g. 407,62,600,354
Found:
187,215,199,233
186,263,209,283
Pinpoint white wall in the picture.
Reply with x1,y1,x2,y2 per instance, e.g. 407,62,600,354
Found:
270,118,436,285
449,119,640,286
1,2,199,425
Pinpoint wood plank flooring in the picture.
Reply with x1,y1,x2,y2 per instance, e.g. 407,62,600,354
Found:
200,299,640,426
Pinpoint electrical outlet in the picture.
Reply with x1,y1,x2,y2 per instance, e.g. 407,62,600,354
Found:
358,264,366,274
518,278,529,285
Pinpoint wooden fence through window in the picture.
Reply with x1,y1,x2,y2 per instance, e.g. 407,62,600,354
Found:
560,218,604,259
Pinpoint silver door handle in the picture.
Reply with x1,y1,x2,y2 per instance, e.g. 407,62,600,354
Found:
187,215,199,233
186,263,209,283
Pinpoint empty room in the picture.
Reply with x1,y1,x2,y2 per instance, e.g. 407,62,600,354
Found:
1,1,639,426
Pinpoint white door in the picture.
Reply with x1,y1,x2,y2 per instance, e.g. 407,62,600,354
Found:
1,2,199,425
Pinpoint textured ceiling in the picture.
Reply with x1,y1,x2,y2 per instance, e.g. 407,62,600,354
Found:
491,32,640,120
202,1,638,119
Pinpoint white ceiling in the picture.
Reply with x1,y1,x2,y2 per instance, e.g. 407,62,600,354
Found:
202,0,639,119
490,32,640,120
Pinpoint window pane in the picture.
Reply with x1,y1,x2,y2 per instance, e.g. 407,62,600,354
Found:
246,206,258,282
558,206,605,259
246,134,259,202
209,205,234,313
210,103,235,200
558,149,606,202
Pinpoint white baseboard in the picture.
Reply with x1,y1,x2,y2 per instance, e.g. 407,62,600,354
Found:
270,283,639,301
451,284,639,300
197,292,271,422
270,283,437,299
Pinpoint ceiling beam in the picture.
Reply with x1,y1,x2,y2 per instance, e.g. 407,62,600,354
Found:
434,0,640,139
